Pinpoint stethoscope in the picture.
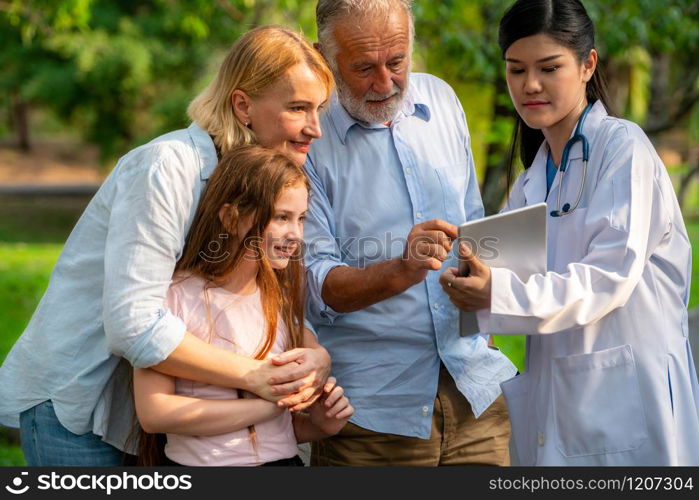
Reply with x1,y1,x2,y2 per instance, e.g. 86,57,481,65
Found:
549,102,592,217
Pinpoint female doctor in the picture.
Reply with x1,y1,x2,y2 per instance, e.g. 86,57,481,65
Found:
441,0,699,465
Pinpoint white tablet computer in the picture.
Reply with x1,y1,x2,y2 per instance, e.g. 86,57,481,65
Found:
458,202,547,336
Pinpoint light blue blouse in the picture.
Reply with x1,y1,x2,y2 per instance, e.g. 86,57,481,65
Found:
0,123,218,452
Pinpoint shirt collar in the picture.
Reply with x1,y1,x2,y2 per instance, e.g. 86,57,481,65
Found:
328,80,432,145
187,122,218,181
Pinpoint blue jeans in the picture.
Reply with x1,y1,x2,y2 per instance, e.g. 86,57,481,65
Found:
20,400,133,466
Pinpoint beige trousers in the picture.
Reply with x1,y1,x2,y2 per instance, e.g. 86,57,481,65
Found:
311,365,511,466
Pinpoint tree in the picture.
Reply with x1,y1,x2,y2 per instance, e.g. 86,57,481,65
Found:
2,0,698,184
0,0,93,151
0,1,247,158
415,0,699,214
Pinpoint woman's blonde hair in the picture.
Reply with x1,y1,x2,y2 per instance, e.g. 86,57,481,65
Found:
188,25,333,154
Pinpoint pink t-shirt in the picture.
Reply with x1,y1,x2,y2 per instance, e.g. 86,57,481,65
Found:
163,275,297,466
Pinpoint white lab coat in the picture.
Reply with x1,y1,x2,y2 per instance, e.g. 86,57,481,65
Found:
481,100,699,465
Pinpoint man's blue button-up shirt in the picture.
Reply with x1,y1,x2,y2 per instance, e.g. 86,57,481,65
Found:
304,73,517,439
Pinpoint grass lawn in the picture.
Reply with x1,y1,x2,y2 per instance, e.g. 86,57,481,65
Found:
0,244,62,363
0,433,24,467
0,194,78,466
0,243,62,466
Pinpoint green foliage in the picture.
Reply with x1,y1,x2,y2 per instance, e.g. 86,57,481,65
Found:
492,335,525,373
686,220,699,310
2,0,698,186
590,0,699,56
413,0,699,209
0,0,249,159
414,0,506,84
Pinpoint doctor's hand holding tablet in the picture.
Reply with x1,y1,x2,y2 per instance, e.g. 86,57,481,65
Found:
441,0,699,466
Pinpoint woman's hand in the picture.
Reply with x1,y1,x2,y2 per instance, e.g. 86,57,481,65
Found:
243,330,331,410
440,242,492,311
270,343,331,411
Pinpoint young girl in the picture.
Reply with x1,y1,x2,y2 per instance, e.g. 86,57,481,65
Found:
133,145,353,466
441,0,699,465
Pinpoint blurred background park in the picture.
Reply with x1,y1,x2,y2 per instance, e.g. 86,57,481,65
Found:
1,0,698,465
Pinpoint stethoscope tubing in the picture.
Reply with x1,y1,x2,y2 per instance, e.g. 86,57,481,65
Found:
550,102,593,217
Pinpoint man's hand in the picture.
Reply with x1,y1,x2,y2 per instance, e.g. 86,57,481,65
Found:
270,345,331,411
439,242,492,311
401,219,458,284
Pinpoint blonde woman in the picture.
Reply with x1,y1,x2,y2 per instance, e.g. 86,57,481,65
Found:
0,25,334,466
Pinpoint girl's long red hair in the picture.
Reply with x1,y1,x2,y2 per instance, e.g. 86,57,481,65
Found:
176,145,308,357
137,145,309,465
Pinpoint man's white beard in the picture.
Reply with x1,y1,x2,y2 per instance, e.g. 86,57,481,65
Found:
335,73,409,124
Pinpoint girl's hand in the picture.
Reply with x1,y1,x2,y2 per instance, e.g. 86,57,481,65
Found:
308,377,354,436
440,242,492,311
269,344,331,411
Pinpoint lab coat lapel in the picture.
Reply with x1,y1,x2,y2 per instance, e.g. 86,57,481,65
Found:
522,142,549,205
556,101,609,208
528,101,609,208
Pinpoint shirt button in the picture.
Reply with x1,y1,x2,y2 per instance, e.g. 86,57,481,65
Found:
416,211,422,219
422,406,429,416
405,167,412,175
538,433,545,446
433,302,440,310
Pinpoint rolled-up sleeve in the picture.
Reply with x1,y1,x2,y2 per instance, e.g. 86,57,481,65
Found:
303,157,347,326
102,147,194,368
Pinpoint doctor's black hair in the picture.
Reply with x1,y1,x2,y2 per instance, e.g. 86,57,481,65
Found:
498,0,613,189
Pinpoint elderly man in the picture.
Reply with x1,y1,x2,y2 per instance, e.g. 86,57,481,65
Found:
302,0,517,466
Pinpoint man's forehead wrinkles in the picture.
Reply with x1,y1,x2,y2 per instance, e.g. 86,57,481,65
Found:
341,32,409,53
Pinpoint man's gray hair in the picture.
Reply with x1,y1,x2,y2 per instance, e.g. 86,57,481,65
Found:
316,0,414,65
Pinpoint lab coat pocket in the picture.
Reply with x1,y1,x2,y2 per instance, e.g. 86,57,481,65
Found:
501,373,535,465
552,345,648,457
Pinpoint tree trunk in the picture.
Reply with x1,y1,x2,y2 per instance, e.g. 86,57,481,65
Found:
677,149,699,212
480,78,513,215
645,52,670,142
10,92,30,151
602,58,629,118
